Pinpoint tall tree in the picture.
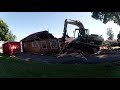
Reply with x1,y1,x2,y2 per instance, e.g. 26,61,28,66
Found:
106,28,114,40
117,31,120,41
91,12,120,25
0,18,16,41
6,30,17,41
0,18,9,41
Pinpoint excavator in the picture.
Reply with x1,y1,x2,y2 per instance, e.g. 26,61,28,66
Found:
61,19,104,54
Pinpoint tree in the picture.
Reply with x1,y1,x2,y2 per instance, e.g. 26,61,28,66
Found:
0,18,9,41
117,31,120,41
0,18,16,41
6,30,17,41
91,12,120,25
106,28,114,40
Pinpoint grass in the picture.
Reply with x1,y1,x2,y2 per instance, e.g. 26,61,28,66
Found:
0,53,120,78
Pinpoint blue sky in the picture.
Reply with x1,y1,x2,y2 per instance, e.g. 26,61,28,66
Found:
0,12,120,41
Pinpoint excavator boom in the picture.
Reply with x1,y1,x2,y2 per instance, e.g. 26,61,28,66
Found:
62,19,86,43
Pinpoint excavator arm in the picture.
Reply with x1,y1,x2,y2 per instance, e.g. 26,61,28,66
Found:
62,19,86,43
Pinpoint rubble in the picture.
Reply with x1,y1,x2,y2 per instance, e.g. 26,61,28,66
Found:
57,52,81,58
81,56,87,61
57,52,68,58
68,53,79,57
75,54,82,58
24,58,30,61
57,44,120,62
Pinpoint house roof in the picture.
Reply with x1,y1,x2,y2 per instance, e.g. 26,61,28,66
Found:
21,31,56,42
106,39,117,43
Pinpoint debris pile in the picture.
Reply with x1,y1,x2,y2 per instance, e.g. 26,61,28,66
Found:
57,44,120,61
57,46,91,60
57,52,82,58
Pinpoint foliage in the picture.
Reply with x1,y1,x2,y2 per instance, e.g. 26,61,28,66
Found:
99,35,104,40
106,28,114,40
103,41,110,46
117,31,120,41
91,12,120,25
0,18,16,41
0,19,9,41
6,30,17,41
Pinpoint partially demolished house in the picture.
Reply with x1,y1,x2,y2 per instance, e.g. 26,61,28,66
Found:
21,31,60,54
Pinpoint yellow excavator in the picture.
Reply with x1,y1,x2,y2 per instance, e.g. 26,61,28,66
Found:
61,19,104,54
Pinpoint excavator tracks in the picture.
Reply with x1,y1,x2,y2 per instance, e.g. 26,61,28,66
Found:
69,42,100,54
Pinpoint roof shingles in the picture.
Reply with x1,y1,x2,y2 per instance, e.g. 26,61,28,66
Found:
21,31,56,42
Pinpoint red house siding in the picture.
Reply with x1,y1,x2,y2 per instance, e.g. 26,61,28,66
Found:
22,39,60,54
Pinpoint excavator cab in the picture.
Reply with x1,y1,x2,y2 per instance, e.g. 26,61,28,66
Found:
74,28,89,38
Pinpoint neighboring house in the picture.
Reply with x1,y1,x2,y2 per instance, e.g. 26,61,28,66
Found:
3,42,21,55
105,39,117,44
21,31,60,54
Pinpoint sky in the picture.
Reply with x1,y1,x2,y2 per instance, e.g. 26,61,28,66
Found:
0,12,120,41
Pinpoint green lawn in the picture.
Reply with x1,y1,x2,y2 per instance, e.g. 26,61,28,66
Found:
0,53,120,78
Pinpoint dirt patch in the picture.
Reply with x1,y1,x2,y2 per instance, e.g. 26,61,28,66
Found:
15,52,120,64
